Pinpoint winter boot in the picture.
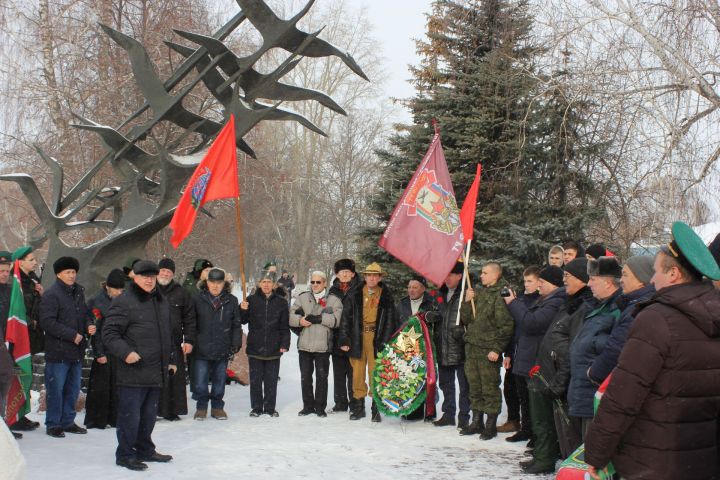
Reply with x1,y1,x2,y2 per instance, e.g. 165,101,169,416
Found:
506,430,531,442
349,398,366,420
459,411,484,436
432,414,455,427
371,402,381,423
211,408,228,420
496,419,520,433
194,409,207,420
457,416,470,430
480,413,498,440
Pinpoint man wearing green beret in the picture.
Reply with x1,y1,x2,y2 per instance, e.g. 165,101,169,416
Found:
584,222,720,480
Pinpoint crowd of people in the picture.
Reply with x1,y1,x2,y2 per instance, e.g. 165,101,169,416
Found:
1,221,719,479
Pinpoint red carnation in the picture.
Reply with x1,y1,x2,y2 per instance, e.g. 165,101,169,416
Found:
529,365,541,378
92,308,103,321
436,296,444,304
429,290,437,296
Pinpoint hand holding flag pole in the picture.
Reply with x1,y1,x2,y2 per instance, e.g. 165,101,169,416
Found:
456,163,482,325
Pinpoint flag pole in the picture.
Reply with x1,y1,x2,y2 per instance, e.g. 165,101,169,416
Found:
455,240,473,326
234,196,247,302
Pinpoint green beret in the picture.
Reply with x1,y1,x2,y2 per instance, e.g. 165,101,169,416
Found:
0,251,11,264
11,246,32,262
664,221,720,281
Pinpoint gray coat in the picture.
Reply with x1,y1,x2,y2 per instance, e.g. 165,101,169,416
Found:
290,290,342,353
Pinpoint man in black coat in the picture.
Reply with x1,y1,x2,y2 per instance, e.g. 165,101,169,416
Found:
432,262,471,429
339,262,397,423
192,268,241,420
103,260,176,472
328,258,358,413
157,257,196,421
240,273,290,417
0,251,11,341
39,256,95,438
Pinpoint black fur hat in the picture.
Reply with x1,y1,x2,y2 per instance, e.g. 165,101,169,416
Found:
53,256,80,274
334,258,356,274
587,256,621,278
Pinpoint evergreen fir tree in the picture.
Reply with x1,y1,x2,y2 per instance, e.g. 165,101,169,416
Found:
363,0,601,290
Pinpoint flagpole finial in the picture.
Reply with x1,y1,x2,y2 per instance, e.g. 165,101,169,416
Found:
431,118,440,135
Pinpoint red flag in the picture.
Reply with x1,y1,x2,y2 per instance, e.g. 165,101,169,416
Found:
459,164,482,242
169,115,239,248
379,131,464,286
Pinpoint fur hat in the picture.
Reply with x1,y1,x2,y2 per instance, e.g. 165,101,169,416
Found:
539,266,564,287
587,256,621,278
334,258,356,274
106,268,126,289
53,256,80,274
133,260,159,276
158,257,176,273
564,258,589,284
625,256,654,285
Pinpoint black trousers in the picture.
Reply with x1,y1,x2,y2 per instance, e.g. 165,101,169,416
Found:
115,386,160,461
299,351,330,412
514,374,532,435
84,358,118,428
331,353,353,409
158,347,188,417
503,368,520,422
248,357,280,413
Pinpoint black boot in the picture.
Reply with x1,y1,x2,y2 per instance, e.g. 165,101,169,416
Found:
349,398,366,420
459,411,484,435
480,413,498,440
371,401,381,423
433,414,455,427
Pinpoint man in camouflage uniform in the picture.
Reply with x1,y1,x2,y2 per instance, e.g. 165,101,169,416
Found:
461,262,514,440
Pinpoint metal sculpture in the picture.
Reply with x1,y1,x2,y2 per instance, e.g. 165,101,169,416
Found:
1,0,367,292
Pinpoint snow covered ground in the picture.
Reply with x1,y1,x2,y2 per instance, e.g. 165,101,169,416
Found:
17,347,552,480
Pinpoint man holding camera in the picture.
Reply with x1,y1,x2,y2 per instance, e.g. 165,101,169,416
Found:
461,262,514,439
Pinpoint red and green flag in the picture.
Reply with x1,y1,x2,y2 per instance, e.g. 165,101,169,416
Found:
4,260,32,424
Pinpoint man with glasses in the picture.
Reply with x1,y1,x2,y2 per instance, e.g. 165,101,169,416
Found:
290,271,342,417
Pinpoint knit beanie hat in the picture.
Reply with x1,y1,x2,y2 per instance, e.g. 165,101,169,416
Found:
106,268,126,289
158,257,176,273
539,265,564,287
585,243,606,260
625,256,654,285
564,258,589,284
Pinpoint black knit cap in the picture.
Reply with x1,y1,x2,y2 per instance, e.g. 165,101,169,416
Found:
158,257,176,273
133,260,159,276
585,243,606,260
539,265,564,287
334,258,356,274
106,268,126,289
53,256,80,274
410,275,428,287
450,261,464,275
563,258,589,284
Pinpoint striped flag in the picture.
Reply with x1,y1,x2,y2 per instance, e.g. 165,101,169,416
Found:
4,260,32,424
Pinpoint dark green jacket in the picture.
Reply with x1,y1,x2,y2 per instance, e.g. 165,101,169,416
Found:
462,283,514,353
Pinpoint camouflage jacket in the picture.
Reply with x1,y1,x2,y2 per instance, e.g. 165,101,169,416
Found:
461,282,514,353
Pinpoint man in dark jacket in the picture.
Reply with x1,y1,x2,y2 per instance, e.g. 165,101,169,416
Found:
395,275,437,421
432,261,471,429
39,256,94,438
157,257,196,421
504,266,566,474
182,259,213,297
103,260,176,471
0,251,11,340
328,258,358,413
192,268,241,420
84,268,125,429
240,273,290,417
568,256,622,439
277,270,295,304
585,222,720,480
339,262,397,422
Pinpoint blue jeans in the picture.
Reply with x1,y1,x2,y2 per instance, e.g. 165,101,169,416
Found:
44,361,81,429
192,359,227,409
438,364,471,422
116,386,160,461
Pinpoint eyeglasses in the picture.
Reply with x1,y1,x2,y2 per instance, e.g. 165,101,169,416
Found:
310,280,323,284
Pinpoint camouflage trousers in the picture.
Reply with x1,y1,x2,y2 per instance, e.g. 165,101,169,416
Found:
464,346,502,415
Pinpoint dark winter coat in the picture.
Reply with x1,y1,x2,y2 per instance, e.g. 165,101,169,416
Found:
588,284,655,384
194,286,242,360
329,276,359,355
87,289,112,359
433,285,468,367
504,291,540,357
240,289,290,357
0,283,10,340
159,280,197,347
395,292,436,324
102,283,174,388
568,288,622,418
531,286,594,397
584,282,720,480
339,281,397,358
506,287,566,377
20,269,43,353
39,279,92,363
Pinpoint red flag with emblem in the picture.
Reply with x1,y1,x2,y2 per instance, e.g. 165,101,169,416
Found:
379,127,464,286
169,115,239,248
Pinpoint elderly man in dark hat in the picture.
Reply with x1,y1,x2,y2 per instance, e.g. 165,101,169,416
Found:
585,222,720,480
84,268,126,429
157,257,196,421
103,260,176,471
339,262,397,422
328,258,358,413
39,256,95,438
